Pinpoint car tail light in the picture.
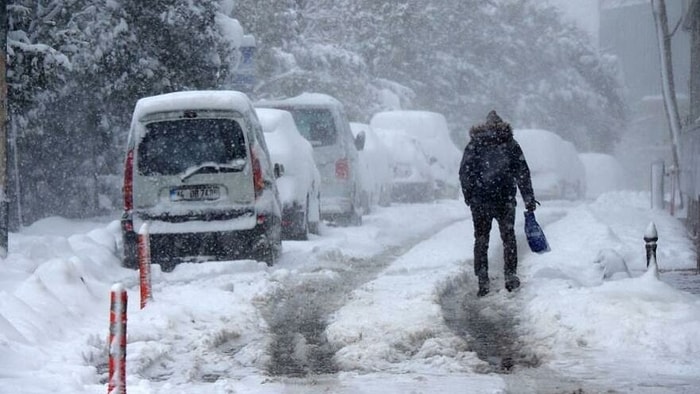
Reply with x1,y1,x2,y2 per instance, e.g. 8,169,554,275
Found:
336,158,349,180
250,147,264,198
123,149,134,211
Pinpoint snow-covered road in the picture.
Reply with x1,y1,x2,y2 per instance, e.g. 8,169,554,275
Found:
1,192,699,393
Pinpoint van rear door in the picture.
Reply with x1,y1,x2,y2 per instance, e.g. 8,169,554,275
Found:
133,114,256,219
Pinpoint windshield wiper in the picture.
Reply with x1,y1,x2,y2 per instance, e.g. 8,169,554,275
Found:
180,160,246,182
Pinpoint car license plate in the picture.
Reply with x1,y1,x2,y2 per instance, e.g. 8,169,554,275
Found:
170,185,220,201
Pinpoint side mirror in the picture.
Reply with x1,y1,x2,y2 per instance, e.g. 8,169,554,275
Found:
274,163,285,178
354,131,366,151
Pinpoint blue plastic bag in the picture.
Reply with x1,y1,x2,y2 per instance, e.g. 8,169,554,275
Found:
524,211,551,254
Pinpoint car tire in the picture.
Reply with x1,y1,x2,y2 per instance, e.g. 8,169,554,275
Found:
348,205,363,226
361,190,371,214
290,197,310,240
258,245,276,266
122,231,138,270
378,185,391,207
259,218,282,266
308,193,321,235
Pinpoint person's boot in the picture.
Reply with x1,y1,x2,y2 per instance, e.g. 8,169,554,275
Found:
477,276,490,297
505,274,520,292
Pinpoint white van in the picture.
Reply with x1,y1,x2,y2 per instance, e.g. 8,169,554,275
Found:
256,93,365,225
120,91,283,270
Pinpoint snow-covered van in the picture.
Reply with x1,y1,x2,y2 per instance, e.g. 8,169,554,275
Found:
121,91,283,270
256,93,365,225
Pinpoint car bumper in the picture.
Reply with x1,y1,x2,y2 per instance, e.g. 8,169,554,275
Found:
121,211,279,264
320,195,354,216
391,181,434,202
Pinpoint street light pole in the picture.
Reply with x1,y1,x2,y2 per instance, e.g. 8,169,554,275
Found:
0,2,8,258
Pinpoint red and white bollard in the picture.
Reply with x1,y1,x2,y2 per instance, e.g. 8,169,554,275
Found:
108,283,127,394
138,223,152,309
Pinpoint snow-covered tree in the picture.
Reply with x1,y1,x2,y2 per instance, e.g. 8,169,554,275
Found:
7,0,245,224
234,0,626,150
8,0,627,222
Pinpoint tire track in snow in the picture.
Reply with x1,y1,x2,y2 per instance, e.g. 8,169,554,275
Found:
263,218,464,377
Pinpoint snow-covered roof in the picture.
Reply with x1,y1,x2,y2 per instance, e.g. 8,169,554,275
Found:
256,92,343,109
600,0,648,10
132,90,253,122
370,110,450,141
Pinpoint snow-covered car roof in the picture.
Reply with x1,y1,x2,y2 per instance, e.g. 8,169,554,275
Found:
372,126,427,164
370,110,450,141
256,92,343,109
256,108,313,153
370,110,461,187
132,90,254,122
514,128,578,173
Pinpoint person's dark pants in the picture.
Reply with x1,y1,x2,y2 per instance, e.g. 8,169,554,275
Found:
470,202,517,282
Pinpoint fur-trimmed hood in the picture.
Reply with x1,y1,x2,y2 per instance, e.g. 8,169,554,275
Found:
469,120,513,145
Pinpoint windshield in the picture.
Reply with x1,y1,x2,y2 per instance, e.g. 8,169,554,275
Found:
138,118,247,176
284,108,337,146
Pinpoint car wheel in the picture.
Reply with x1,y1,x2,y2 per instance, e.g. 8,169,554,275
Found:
259,218,283,266
257,245,276,266
361,190,371,214
290,197,310,240
348,205,363,226
122,231,138,270
378,185,391,207
308,193,321,235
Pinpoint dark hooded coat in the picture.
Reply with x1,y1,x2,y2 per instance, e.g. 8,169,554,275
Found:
459,114,535,207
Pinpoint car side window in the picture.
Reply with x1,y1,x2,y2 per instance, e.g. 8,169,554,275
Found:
289,108,337,147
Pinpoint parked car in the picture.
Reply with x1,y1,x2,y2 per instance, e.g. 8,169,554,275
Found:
513,128,586,200
350,122,393,212
121,90,283,270
256,93,365,225
579,152,627,199
372,126,435,203
370,110,462,199
256,108,322,239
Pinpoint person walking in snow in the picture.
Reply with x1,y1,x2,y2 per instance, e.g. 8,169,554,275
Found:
459,110,537,297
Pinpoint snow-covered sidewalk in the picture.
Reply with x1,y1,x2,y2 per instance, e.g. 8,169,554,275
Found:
317,192,700,392
0,192,699,393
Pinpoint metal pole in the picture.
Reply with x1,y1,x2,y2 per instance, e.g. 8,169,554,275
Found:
651,161,665,210
0,0,8,257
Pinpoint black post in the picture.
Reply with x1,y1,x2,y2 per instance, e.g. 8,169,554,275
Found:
0,1,8,258
644,222,659,268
